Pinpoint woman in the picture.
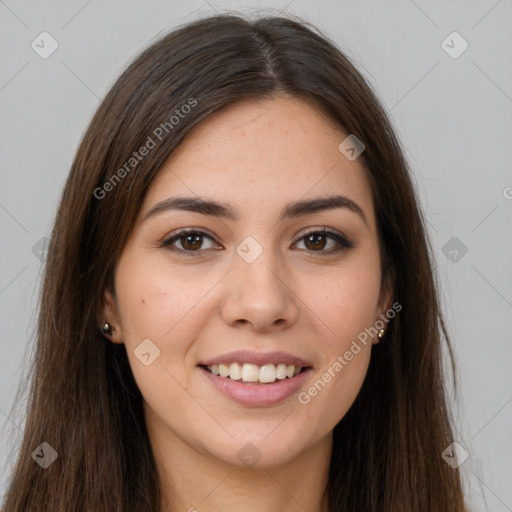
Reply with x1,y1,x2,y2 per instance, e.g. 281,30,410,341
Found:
1,13,469,512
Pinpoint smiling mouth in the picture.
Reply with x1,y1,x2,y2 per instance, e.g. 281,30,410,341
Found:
199,362,309,385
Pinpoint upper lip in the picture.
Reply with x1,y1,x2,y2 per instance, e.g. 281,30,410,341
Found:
199,350,313,368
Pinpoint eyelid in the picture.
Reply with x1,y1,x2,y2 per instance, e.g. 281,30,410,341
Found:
164,226,217,242
298,226,347,240
294,226,353,250
160,227,221,252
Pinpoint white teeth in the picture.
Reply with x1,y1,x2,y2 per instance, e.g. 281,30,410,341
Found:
276,363,287,379
241,363,259,382
259,364,277,383
229,362,242,380
205,362,303,383
219,363,229,378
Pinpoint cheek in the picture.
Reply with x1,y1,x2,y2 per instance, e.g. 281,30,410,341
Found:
293,253,380,421
299,277,376,428
302,345,371,430
115,255,210,340
304,254,382,348
113,256,215,405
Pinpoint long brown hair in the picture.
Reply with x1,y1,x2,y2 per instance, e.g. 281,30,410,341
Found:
1,13,468,511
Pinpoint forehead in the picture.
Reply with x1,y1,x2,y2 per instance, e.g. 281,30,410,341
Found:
142,96,376,230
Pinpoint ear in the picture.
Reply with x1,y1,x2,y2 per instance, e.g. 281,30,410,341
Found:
373,266,396,345
98,287,124,344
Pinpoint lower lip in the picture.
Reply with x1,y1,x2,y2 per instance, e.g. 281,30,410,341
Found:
199,366,312,407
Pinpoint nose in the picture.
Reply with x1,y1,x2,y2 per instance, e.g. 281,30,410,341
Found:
219,250,300,332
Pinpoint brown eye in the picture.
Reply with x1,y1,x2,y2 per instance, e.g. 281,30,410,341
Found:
294,229,353,253
303,233,328,250
161,229,219,253
180,233,203,250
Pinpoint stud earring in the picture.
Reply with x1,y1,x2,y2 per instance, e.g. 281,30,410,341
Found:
102,322,114,340
377,328,385,339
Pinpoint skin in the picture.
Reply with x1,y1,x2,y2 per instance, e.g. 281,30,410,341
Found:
102,95,393,512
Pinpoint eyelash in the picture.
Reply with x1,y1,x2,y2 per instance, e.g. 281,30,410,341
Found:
160,227,354,256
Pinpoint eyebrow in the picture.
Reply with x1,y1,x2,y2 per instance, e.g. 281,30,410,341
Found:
143,194,368,227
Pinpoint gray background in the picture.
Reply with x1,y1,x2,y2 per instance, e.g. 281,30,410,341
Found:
1,0,511,509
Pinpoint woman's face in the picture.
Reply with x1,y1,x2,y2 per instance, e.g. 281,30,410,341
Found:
103,95,392,468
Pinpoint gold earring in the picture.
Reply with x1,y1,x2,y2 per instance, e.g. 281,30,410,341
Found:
377,328,385,339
